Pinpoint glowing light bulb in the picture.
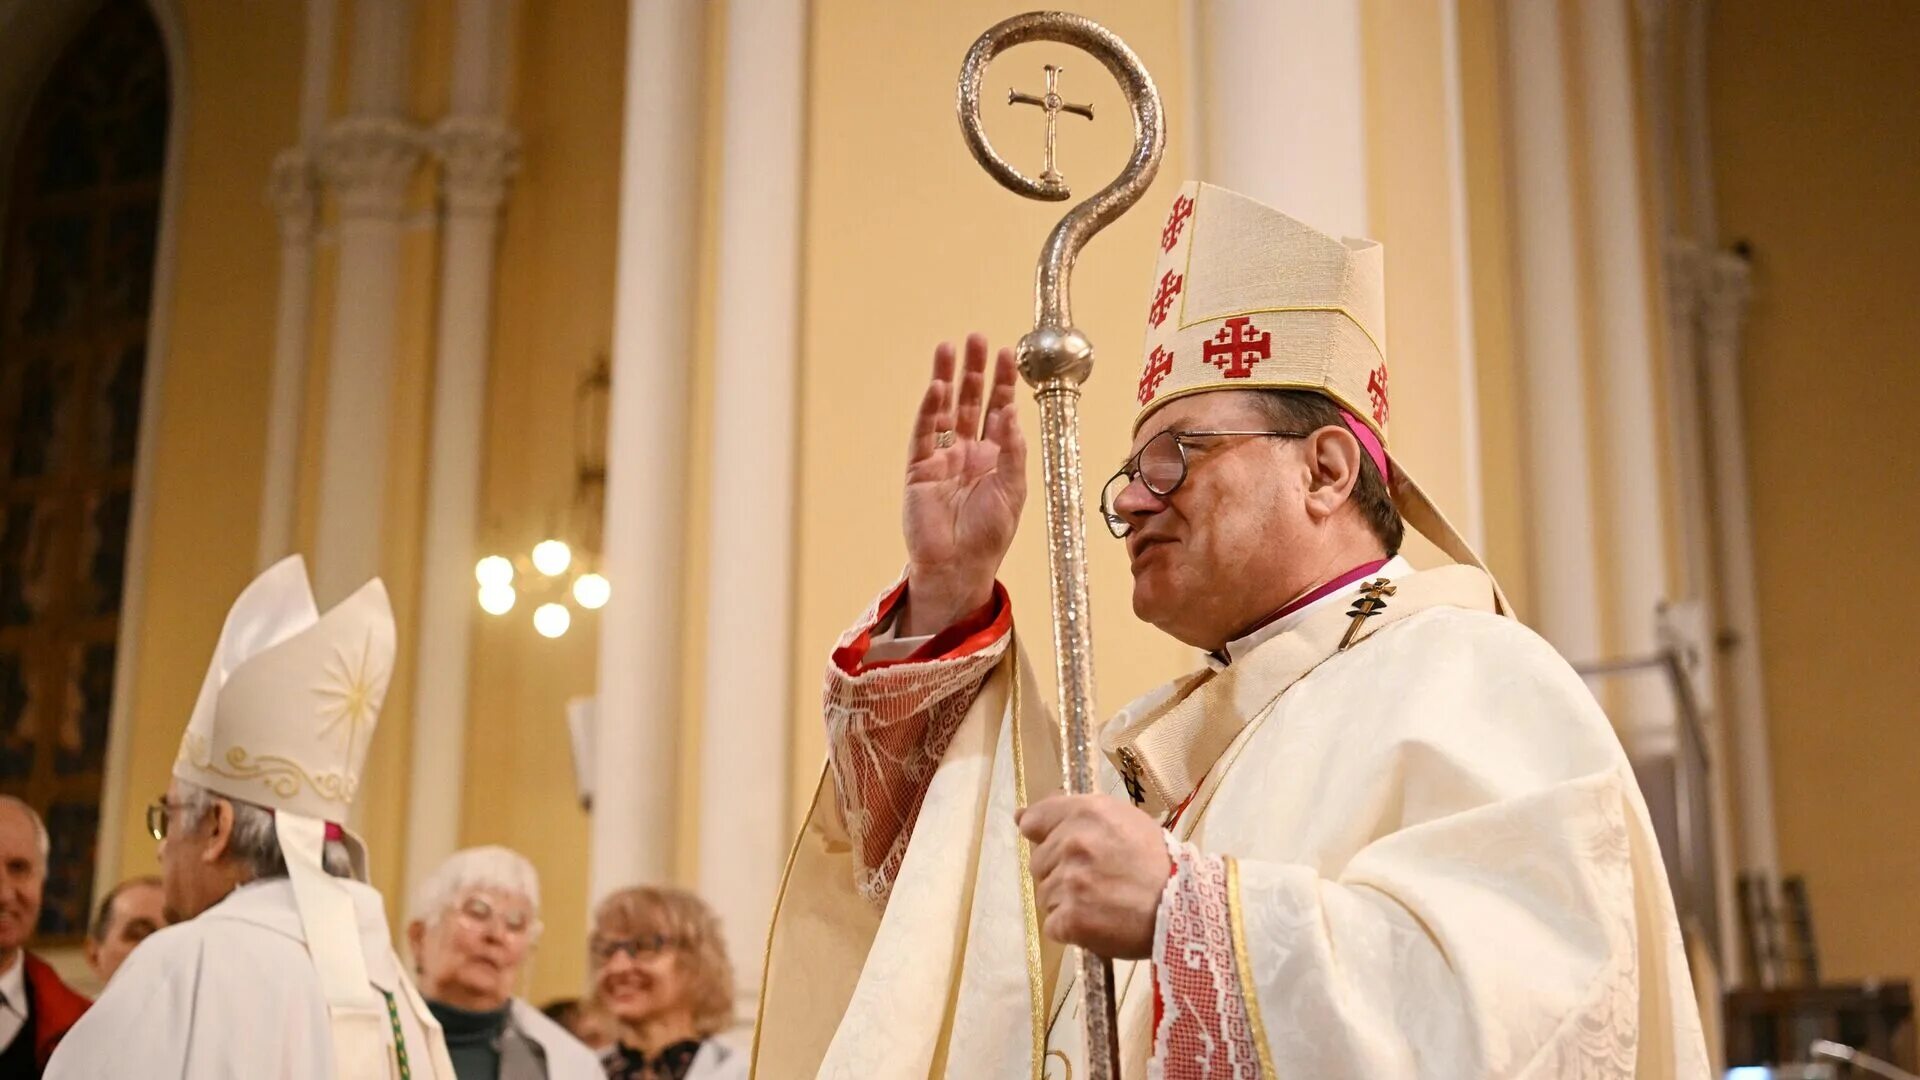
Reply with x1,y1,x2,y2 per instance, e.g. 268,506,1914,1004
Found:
475,555,515,588
572,572,611,610
531,539,572,576
477,583,516,615
533,602,571,638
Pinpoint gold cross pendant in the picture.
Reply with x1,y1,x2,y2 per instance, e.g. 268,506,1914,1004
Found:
1338,578,1397,651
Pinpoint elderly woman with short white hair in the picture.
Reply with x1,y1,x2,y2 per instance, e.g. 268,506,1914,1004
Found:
408,846,603,1080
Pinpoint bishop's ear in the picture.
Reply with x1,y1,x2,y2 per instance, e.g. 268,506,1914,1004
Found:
1301,424,1364,521
200,797,237,865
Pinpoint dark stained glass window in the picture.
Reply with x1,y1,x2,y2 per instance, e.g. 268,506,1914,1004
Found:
0,0,168,942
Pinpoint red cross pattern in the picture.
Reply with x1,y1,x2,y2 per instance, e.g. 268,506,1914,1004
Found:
1160,194,1194,252
1137,346,1175,405
1202,316,1271,378
1148,270,1184,329
1366,363,1390,426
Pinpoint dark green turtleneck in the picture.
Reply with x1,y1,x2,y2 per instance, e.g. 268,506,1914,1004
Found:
428,998,512,1080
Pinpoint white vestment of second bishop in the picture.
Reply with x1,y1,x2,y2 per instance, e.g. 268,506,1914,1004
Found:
49,876,452,1079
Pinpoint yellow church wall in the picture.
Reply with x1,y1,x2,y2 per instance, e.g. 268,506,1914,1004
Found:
1455,0,1535,620
1708,0,1920,997
671,1,735,892
789,0,1198,828
1360,0,1479,573
457,0,627,1003
112,0,306,883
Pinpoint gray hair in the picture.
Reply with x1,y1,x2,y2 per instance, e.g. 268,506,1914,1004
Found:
409,845,541,935
0,796,50,864
174,779,354,880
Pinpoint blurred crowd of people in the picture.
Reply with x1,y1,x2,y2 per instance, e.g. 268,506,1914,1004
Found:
4,790,745,1080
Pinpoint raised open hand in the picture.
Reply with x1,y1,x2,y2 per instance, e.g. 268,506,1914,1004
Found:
900,333,1027,636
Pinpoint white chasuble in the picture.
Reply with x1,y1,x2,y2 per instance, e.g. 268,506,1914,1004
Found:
49,877,453,1080
753,565,1710,1079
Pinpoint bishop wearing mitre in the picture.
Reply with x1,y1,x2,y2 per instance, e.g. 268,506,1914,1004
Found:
50,556,454,1079
754,182,1712,1078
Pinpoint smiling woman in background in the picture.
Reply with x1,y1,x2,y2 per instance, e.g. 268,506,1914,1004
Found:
409,846,604,1080
589,886,744,1080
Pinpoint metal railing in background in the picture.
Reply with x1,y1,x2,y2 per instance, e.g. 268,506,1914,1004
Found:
1577,644,1721,976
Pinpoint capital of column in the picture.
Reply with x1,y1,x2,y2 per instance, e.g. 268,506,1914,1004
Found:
267,148,319,240
318,116,425,219
432,114,521,216
1703,248,1754,345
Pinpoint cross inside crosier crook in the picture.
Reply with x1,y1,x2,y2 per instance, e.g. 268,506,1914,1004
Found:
957,11,1166,1079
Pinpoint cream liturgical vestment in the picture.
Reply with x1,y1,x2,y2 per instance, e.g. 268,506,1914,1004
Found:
50,557,454,1080
753,183,1710,1079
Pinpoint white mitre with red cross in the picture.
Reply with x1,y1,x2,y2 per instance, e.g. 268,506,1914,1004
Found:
1135,180,1506,609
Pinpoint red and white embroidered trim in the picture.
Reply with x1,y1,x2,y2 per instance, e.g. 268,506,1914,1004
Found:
1151,836,1263,1080
822,581,1010,907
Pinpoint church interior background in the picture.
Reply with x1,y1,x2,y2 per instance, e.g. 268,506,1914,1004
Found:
1,0,1914,1068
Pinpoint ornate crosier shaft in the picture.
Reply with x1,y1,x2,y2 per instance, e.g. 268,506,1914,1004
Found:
958,12,1165,1079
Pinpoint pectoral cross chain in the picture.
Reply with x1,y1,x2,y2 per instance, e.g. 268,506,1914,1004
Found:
1338,579,1397,651
1009,64,1094,189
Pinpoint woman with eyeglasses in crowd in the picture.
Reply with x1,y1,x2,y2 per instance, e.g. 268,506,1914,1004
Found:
407,846,605,1080
588,886,745,1080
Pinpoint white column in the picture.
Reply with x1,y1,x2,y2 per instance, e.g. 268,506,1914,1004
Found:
312,0,422,606
256,0,337,568
1503,0,1604,663
1197,0,1368,237
259,151,318,567
695,0,806,1013
403,0,519,900
1577,0,1673,753
589,0,704,902
1702,252,1779,878
1439,0,1485,547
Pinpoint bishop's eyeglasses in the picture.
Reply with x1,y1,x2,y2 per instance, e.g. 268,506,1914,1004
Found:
1099,429,1312,538
146,795,182,841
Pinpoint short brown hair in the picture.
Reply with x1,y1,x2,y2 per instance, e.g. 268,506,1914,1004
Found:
591,886,735,1037
1250,389,1404,555
90,875,161,942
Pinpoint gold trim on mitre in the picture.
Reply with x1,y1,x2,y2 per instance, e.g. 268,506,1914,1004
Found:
177,732,358,804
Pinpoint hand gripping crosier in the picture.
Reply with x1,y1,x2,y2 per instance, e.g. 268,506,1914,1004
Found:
957,12,1166,1079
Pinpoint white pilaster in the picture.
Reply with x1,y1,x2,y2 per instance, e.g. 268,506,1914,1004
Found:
589,0,704,902
311,0,421,607
256,0,337,568
1196,0,1368,237
258,150,318,567
1503,0,1604,663
695,0,806,1013
1702,252,1779,879
1577,0,1674,754
1439,0,1485,548
403,0,519,902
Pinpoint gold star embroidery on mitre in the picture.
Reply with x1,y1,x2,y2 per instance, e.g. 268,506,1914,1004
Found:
317,627,389,761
